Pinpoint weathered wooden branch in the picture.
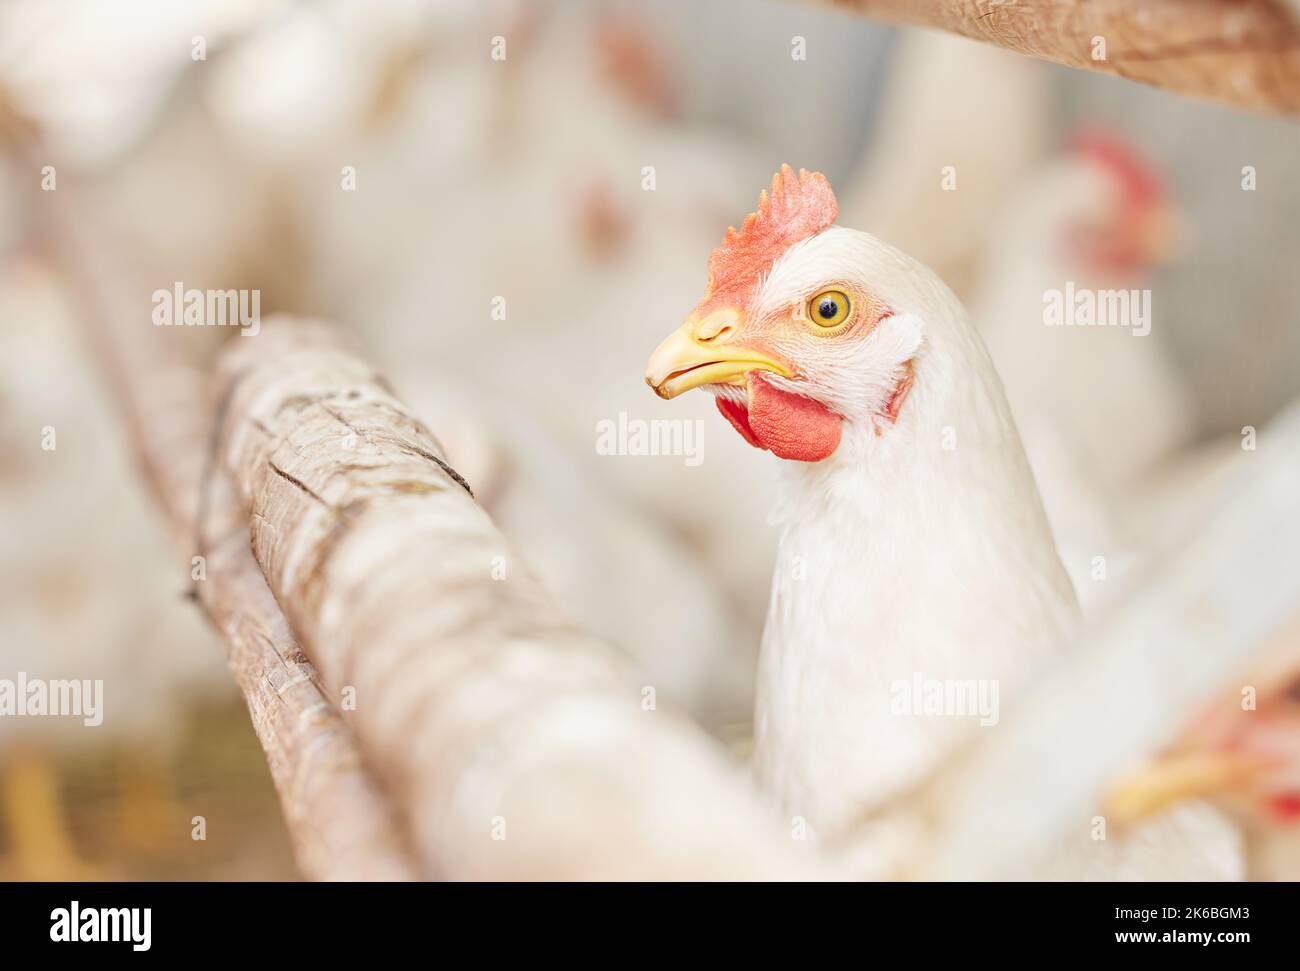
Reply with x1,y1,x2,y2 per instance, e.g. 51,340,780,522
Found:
196,475,419,880
36,165,419,880
213,321,827,879
816,0,1300,114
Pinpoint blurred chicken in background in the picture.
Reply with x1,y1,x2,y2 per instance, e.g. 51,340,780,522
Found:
0,0,302,880
1106,625,1300,881
0,254,288,880
839,29,1050,298
969,131,1193,608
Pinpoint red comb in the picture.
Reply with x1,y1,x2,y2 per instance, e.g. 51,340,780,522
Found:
701,165,838,313
1070,127,1165,208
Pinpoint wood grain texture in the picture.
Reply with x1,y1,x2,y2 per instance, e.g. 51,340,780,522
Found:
215,321,826,879
197,475,418,880
820,0,1300,114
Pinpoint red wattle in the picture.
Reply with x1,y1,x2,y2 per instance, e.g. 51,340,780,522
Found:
745,372,841,462
714,395,764,449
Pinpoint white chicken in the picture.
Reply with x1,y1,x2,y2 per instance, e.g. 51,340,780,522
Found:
644,165,1238,878
645,164,1076,828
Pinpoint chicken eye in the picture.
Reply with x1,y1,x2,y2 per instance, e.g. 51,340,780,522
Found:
808,289,851,328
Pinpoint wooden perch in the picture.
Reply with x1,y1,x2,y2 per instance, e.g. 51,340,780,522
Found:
36,170,417,880
817,0,1300,114
195,475,419,880
213,321,826,879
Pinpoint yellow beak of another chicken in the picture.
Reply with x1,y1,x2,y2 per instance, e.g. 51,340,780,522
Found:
1101,750,1274,828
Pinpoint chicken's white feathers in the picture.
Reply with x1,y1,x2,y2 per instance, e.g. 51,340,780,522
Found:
751,227,1079,833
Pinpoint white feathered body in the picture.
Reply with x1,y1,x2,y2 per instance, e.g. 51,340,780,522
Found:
751,232,1077,832
748,227,1238,878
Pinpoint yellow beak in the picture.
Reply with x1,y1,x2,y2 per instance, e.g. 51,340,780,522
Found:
1101,751,1273,828
645,320,790,400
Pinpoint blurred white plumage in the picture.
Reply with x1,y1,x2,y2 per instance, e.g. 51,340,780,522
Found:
0,258,231,746
0,256,234,878
970,133,1194,609
840,29,1049,299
